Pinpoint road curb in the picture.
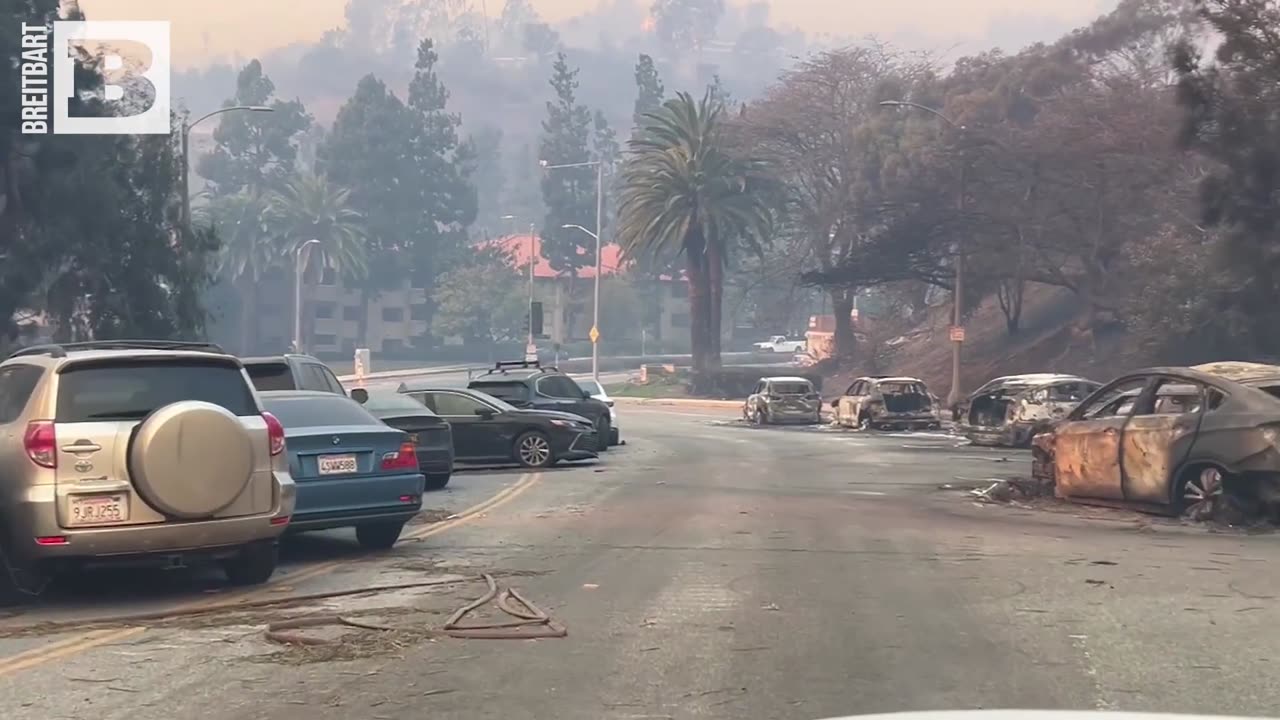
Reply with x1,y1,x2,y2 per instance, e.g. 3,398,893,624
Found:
613,397,742,409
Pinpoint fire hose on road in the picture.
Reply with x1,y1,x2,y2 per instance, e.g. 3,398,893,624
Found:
264,574,566,646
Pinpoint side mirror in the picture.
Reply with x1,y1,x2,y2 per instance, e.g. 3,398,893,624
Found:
350,388,368,404
474,408,496,419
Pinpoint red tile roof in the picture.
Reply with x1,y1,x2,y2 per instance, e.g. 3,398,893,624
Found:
487,234,685,282
488,234,622,279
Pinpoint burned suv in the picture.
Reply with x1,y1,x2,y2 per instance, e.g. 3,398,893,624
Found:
0,341,296,604
958,374,1101,447
832,376,941,431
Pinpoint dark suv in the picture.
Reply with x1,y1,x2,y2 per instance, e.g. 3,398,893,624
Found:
467,361,612,451
242,354,346,395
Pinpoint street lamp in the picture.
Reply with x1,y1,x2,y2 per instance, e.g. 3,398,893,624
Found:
180,105,274,233
540,159,605,381
879,99,968,409
294,239,321,355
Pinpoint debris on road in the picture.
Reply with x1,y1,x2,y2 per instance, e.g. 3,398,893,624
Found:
442,574,566,639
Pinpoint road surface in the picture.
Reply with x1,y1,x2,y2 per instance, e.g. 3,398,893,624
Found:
3,407,1280,719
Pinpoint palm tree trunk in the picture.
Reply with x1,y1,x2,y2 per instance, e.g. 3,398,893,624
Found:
706,235,724,370
684,249,710,374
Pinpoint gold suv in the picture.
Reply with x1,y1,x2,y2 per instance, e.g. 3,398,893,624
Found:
0,341,297,605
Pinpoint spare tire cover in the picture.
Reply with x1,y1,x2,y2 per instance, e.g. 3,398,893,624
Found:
130,401,255,520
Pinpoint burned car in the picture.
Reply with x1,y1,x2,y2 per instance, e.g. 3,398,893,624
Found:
1030,362,1280,521
833,376,941,431
959,374,1101,447
744,376,823,425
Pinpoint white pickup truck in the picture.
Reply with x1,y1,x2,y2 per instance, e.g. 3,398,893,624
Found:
753,335,807,353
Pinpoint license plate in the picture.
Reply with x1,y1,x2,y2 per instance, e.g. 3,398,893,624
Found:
68,494,128,526
318,454,358,475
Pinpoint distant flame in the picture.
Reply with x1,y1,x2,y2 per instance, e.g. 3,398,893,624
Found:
641,15,655,32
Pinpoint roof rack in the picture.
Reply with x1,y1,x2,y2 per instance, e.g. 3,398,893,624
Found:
7,340,228,360
485,359,551,375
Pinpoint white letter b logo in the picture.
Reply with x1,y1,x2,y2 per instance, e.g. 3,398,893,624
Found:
52,21,170,135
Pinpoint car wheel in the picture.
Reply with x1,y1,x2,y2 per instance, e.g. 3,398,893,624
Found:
0,538,42,607
355,521,405,550
425,473,451,491
515,430,555,468
595,416,612,452
858,414,873,431
223,541,278,586
609,427,620,446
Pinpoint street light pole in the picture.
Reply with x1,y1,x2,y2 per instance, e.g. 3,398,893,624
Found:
878,99,967,409
294,239,321,355
528,222,536,349
540,158,605,383
179,105,274,233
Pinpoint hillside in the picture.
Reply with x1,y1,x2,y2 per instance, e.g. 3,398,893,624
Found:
826,285,1133,398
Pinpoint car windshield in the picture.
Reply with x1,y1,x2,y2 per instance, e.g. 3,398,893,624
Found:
56,359,258,421
362,392,438,416
879,382,925,395
261,394,378,428
470,381,530,404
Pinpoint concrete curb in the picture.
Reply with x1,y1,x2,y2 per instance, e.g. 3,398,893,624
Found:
612,397,743,409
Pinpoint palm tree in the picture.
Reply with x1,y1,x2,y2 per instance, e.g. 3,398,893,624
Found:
209,190,277,353
615,89,775,373
265,173,369,349
265,172,369,283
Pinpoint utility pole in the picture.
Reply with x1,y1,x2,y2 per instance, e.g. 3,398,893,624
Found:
540,158,605,382
179,105,274,234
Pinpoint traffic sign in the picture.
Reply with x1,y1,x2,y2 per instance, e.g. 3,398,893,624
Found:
589,326,600,344
949,326,966,342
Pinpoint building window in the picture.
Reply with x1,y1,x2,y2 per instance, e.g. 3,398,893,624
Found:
671,313,690,328
382,338,405,352
410,304,428,321
313,334,337,347
320,267,336,285
671,282,689,299
343,306,361,321
382,307,404,322
313,302,335,319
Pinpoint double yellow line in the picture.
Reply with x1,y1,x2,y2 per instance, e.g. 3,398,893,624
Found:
0,472,542,678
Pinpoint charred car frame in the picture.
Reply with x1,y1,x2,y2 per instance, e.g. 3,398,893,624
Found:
958,374,1101,448
833,376,941,431
1030,362,1280,521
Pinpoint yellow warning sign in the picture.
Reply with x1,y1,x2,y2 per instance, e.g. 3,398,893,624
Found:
589,326,600,344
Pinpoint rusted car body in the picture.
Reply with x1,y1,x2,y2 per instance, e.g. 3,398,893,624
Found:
959,374,1101,447
1030,362,1280,520
833,376,941,431
744,376,823,425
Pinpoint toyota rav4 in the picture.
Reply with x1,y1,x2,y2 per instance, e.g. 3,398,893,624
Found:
0,341,297,605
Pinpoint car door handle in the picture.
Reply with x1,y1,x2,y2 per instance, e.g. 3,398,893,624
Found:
61,442,101,453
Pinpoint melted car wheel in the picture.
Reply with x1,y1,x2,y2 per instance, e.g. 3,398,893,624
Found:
516,431,554,468
1179,467,1223,521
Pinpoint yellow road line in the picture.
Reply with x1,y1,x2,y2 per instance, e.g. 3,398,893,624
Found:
0,472,543,677
0,627,144,676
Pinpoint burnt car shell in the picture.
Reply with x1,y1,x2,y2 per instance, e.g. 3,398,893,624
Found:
1033,362,1280,516
961,374,1100,448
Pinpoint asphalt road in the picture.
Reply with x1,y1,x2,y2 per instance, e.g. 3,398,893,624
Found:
3,407,1280,720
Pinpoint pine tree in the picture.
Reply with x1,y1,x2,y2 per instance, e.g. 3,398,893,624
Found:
538,52,596,276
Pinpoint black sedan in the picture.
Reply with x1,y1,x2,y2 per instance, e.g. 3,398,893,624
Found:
352,389,454,489
394,384,598,468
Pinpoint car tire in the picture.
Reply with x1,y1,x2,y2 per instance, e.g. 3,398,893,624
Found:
514,430,555,468
595,416,612,452
223,541,278,586
858,414,873,431
0,536,39,607
355,521,405,550
425,473,451,490
609,427,620,446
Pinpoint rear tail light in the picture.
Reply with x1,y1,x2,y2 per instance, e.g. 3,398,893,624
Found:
35,536,67,545
270,516,291,526
262,412,286,456
24,421,56,468
381,440,418,471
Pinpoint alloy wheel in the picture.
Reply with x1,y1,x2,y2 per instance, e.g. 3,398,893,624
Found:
519,434,552,467
1182,467,1224,520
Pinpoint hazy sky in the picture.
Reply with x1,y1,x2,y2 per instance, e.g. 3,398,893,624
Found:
79,0,1118,68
